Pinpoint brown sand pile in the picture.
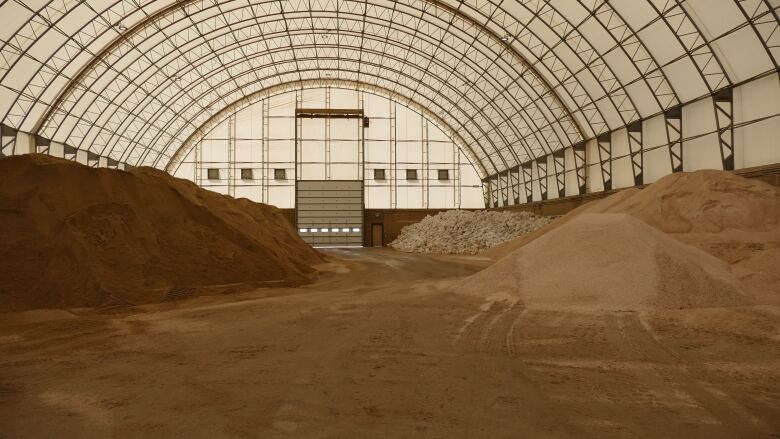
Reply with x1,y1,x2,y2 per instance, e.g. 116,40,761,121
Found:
482,171,780,303
459,213,749,311
601,171,780,302
0,154,324,312
482,188,642,260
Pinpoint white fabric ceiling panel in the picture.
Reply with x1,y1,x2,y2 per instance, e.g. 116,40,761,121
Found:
713,27,774,82
662,57,711,102
638,20,686,66
686,0,745,38
577,16,614,54
625,81,660,119
610,0,656,31
0,3,34,42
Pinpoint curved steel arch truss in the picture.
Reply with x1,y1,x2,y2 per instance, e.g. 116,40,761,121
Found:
0,0,777,177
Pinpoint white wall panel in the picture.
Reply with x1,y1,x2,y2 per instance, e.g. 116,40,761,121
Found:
174,87,482,209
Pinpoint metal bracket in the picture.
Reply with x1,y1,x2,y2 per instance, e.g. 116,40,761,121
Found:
573,142,587,195
552,150,566,198
714,88,734,171
597,132,612,191
664,106,683,173
627,121,643,186
536,158,548,201
521,162,533,203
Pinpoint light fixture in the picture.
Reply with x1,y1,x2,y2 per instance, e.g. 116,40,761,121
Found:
116,23,127,32
341,228,350,232
299,228,308,233
500,35,510,42
351,227,360,233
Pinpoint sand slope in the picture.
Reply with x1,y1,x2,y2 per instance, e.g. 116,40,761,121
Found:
481,171,780,304
0,154,324,312
459,213,750,311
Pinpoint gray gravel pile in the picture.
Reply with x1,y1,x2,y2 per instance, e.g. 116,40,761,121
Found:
390,209,554,254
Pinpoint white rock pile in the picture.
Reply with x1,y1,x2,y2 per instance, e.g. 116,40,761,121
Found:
390,209,554,254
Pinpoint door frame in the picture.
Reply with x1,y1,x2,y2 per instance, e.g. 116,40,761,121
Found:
371,223,384,247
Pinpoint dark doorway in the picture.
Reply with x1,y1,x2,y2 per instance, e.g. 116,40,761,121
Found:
371,223,383,247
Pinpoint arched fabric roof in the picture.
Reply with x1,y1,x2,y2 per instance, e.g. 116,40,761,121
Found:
0,0,778,178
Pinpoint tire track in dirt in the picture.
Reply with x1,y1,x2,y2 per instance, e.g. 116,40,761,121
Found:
503,307,529,356
454,303,586,437
454,301,510,348
636,311,780,431
454,301,529,357
606,311,768,437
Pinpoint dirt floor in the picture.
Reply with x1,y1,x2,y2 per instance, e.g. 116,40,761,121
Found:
0,248,778,438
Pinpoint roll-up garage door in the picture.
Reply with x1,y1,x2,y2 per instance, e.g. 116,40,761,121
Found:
296,180,363,247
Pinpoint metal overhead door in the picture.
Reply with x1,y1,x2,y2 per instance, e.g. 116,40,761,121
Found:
296,180,363,247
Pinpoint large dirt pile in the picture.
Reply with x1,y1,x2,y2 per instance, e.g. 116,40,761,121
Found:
585,171,780,302
473,170,780,307
487,171,780,255
458,213,750,311
0,154,325,312
390,210,553,254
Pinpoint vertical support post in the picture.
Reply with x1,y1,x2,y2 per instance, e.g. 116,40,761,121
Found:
490,175,499,208
453,141,460,208
536,157,548,201
35,135,50,155
87,151,100,168
714,88,734,170
195,139,203,188
627,121,643,186
500,171,509,206
325,87,331,180
294,90,301,212
597,132,612,191
1,124,18,157
665,106,683,173
510,165,520,205
359,91,365,181
521,162,533,203
64,144,77,161
262,98,270,203
573,142,587,195
227,114,236,197
552,150,566,198
422,116,429,208
452,142,460,209
390,101,397,209
482,178,491,208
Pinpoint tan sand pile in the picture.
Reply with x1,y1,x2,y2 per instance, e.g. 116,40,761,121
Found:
481,171,780,303
588,171,780,302
579,170,780,233
0,154,324,312
458,213,750,311
390,209,553,254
